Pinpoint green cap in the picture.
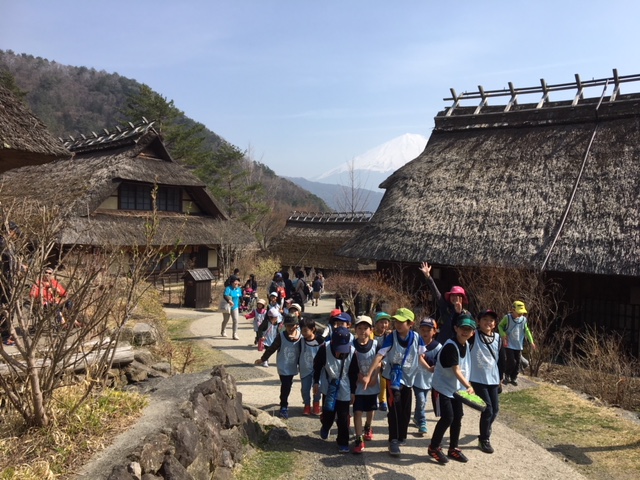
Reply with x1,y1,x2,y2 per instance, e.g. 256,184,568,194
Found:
392,308,415,323
457,313,476,329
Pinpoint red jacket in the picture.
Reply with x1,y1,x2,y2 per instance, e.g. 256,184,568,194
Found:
30,278,67,306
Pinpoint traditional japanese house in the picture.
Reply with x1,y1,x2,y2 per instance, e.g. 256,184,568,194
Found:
0,85,71,172
0,120,253,279
339,70,640,353
271,211,376,276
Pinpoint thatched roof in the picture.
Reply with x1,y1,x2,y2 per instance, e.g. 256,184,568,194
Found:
339,81,640,277
60,213,253,247
272,212,375,271
0,85,71,171
0,122,255,248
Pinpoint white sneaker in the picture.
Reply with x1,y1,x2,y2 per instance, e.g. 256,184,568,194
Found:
221,331,227,337
262,361,269,367
233,334,239,340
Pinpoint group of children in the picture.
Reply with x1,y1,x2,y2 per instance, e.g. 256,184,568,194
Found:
244,265,536,464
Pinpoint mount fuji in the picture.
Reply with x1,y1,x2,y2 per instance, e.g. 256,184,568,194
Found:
314,133,428,189
286,133,428,212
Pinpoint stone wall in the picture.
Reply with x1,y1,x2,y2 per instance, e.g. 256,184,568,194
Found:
102,365,288,480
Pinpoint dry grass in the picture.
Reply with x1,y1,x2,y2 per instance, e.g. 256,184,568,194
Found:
0,386,147,479
500,382,640,479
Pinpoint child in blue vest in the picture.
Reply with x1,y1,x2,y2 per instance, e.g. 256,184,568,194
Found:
351,315,380,453
469,309,502,454
313,326,358,453
256,307,283,367
244,298,267,346
498,300,536,386
362,308,428,457
413,317,441,435
428,313,476,464
373,312,391,411
255,314,301,419
299,318,324,416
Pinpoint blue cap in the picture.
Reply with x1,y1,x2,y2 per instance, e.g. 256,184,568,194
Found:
331,327,352,354
331,312,352,325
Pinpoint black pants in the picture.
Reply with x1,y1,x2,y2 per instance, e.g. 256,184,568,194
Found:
505,348,522,381
321,398,351,447
471,382,500,441
387,383,412,442
279,374,294,408
430,390,464,450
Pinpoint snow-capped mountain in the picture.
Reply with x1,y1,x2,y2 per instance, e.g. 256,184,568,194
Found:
313,133,428,189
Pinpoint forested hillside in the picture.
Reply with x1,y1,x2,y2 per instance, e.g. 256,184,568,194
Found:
0,49,329,249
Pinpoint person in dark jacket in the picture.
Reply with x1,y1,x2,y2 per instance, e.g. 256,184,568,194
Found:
420,261,472,343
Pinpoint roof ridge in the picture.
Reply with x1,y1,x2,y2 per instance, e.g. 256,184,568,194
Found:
60,118,157,152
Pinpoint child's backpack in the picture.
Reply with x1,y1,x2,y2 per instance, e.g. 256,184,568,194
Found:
276,285,286,300
303,281,311,297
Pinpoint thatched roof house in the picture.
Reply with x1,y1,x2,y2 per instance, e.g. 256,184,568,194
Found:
0,85,71,172
271,211,376,273
0,120,254,276
339,71,640,351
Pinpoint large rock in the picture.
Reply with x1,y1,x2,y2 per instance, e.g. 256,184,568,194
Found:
98,365,285,480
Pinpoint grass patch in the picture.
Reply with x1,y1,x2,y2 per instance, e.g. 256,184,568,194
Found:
0,386,147,479
235,450,300,480
163,316,227,372
500,383,640,479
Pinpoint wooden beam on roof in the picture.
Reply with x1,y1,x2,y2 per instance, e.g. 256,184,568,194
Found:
473,85,489,115
536,78,550,109
572,74,584,106
445,88,461,116
610,68,621,102
504,82,518,112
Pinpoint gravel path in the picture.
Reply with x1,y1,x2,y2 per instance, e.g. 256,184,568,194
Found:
181,298,587,480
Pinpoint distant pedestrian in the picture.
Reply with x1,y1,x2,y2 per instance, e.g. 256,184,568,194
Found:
244,298,267,345
221,278,242,340
311,276,322,306
257,307,283,366
498,301,536,386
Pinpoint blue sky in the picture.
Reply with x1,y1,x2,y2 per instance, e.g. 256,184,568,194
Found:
2,1,640,178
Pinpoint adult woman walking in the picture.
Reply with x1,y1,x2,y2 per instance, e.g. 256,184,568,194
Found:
221,278,242,340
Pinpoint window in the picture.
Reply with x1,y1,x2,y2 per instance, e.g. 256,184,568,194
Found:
119,183,182,212
157,186,181,212
120,184,151,210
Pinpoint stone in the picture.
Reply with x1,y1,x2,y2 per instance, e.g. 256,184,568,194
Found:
266,427,292,445
139,432,173,474
132,323,159,346
128,461,142,479
125,363,149,383
212,466,234,480
107,465,136,479
173,419,201,468
159,454,193,480
152,362,172,373
134,349,154,365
